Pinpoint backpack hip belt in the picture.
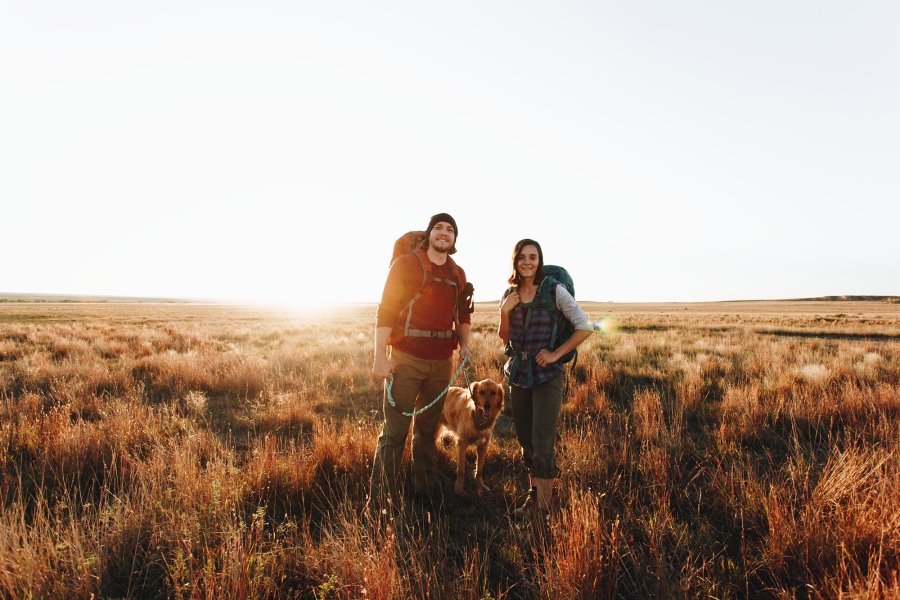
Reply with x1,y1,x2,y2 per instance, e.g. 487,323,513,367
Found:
404,328,454,339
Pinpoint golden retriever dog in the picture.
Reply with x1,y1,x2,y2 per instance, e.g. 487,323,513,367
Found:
438,378,505,496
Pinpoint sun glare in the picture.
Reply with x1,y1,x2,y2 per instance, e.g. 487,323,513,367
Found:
594,317,618,336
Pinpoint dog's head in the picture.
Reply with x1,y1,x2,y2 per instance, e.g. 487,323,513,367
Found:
469,378,504,421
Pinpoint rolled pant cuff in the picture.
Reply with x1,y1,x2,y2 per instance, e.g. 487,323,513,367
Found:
530,467,561,479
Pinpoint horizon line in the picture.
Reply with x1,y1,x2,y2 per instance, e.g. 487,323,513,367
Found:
2,292,899,306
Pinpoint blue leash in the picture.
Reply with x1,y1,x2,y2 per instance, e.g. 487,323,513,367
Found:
385,355,471,418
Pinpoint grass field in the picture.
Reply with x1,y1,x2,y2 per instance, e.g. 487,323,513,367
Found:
1,300,897,598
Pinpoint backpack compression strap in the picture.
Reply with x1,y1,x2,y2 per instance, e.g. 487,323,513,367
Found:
540,278,561,351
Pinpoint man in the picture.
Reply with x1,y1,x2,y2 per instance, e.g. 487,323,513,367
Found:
369,213,472,508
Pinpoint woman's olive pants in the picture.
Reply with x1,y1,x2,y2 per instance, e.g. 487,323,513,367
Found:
510,373,563,479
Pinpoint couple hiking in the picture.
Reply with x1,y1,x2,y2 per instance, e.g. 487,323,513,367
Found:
368,212,593,519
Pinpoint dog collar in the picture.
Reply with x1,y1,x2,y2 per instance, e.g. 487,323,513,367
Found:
473,412,495,431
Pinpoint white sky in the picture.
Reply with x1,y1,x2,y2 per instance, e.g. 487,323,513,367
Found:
3,1,898,307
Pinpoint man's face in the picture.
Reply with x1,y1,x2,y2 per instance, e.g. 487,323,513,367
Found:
429,221,455,253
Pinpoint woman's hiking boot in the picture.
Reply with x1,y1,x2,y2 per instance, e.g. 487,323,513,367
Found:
512,486,538,519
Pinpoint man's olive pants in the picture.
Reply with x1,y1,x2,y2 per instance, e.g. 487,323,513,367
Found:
369,350,452,501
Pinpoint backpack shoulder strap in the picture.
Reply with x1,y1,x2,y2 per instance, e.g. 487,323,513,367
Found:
539,277,566,351
445,255,461,279
442,256,462,294
413,249,460,287
538,276,561,316
420,253,460,294
412,249,432,289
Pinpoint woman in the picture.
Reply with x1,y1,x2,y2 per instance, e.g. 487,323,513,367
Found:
499,239,593,517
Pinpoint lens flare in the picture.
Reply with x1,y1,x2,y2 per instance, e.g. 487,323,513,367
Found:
593,317,618,336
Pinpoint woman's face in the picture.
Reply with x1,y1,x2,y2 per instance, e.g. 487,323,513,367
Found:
515,244,540,279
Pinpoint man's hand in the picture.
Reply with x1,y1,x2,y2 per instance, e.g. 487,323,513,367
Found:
458,344,471,362
372,352,393,379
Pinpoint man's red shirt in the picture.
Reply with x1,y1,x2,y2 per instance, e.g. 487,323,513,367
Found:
376,252,471,360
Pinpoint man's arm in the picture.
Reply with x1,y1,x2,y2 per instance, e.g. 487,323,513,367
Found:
457,322,471,361
372,256,414,379
372,326,393,378
455,267,473,360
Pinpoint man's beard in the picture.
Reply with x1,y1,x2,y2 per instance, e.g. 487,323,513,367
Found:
430,238,453,253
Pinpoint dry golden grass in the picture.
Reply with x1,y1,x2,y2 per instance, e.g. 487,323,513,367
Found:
1,300,898,598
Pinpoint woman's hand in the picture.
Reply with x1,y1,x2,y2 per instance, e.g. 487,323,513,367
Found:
534,330,591,367
500,291,520,315
535,348,560,367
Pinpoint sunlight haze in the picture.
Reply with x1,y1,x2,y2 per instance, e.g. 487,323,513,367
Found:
3,2,898,307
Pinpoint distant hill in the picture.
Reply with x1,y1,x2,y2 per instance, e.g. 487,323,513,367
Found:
791,296,899,303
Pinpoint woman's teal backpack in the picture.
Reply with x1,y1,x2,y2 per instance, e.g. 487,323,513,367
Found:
537,265,578,364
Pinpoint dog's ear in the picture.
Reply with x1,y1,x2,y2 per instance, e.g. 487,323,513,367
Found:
496,383,505,406
469,381,479,398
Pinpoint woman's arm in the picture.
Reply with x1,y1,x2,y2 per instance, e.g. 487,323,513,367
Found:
535,329,592,367
554,285,592,332
534,285,593,367
498,290,519,344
